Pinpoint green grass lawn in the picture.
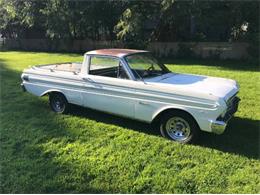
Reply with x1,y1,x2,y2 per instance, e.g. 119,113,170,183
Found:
0,51,259,193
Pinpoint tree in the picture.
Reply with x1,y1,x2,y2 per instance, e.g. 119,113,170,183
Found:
114,0,176,47
0,0,46,38
38,0,126,40
114,0,259,44
0,0,258,57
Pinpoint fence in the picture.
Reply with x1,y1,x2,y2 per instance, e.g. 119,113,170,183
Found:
1,39,249,59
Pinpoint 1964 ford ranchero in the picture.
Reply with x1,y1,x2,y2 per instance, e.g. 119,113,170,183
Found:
21,49,240,143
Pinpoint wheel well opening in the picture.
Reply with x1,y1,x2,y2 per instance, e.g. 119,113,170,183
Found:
47,91,68,102
152,108,200,129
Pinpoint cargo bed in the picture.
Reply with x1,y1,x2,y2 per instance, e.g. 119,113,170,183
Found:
36,62,82,73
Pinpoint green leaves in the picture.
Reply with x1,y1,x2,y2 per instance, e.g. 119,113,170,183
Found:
161,0,175,11
0,0,258,56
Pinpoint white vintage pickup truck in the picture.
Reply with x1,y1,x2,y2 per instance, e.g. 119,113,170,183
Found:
21,49,240,143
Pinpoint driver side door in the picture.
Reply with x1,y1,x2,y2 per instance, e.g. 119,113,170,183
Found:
82,55,136,118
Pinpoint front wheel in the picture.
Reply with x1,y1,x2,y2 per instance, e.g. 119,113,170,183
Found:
160,111,199,143
49,92,69,114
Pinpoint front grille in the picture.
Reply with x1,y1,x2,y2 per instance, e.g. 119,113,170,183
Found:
217,96,240,122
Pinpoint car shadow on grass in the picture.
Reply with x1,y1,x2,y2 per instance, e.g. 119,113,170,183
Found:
198,117,260,159
69,104,160,137
68,105,259,159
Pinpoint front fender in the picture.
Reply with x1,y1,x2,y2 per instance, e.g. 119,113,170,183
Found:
152,105,193,122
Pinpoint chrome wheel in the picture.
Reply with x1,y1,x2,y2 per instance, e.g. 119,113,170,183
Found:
50,93,67,113
52,97,64,112
165,117,191,141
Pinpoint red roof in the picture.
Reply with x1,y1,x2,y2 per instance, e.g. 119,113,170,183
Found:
86,48,148,57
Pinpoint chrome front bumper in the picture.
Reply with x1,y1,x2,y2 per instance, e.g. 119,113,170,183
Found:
211,96,240,135
210,120,227,134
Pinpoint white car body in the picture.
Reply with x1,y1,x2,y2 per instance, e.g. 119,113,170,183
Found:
21,49,240,135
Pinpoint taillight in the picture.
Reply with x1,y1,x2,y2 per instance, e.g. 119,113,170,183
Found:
22,75,29,81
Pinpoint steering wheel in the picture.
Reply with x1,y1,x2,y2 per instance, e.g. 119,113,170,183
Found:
147,65,155,71
142,65,155,77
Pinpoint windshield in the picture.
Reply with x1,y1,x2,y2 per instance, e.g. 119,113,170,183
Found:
125,53,170,79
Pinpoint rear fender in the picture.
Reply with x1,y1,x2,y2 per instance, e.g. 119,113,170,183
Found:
40,89,64,97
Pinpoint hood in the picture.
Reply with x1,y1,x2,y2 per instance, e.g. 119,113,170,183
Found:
145,73,239,101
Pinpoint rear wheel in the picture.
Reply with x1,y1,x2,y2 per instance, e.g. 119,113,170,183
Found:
160,111,199,143
49,92,69,114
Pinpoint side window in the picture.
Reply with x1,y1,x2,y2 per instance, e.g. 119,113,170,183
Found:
89,56,129,79
90,56,118,71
